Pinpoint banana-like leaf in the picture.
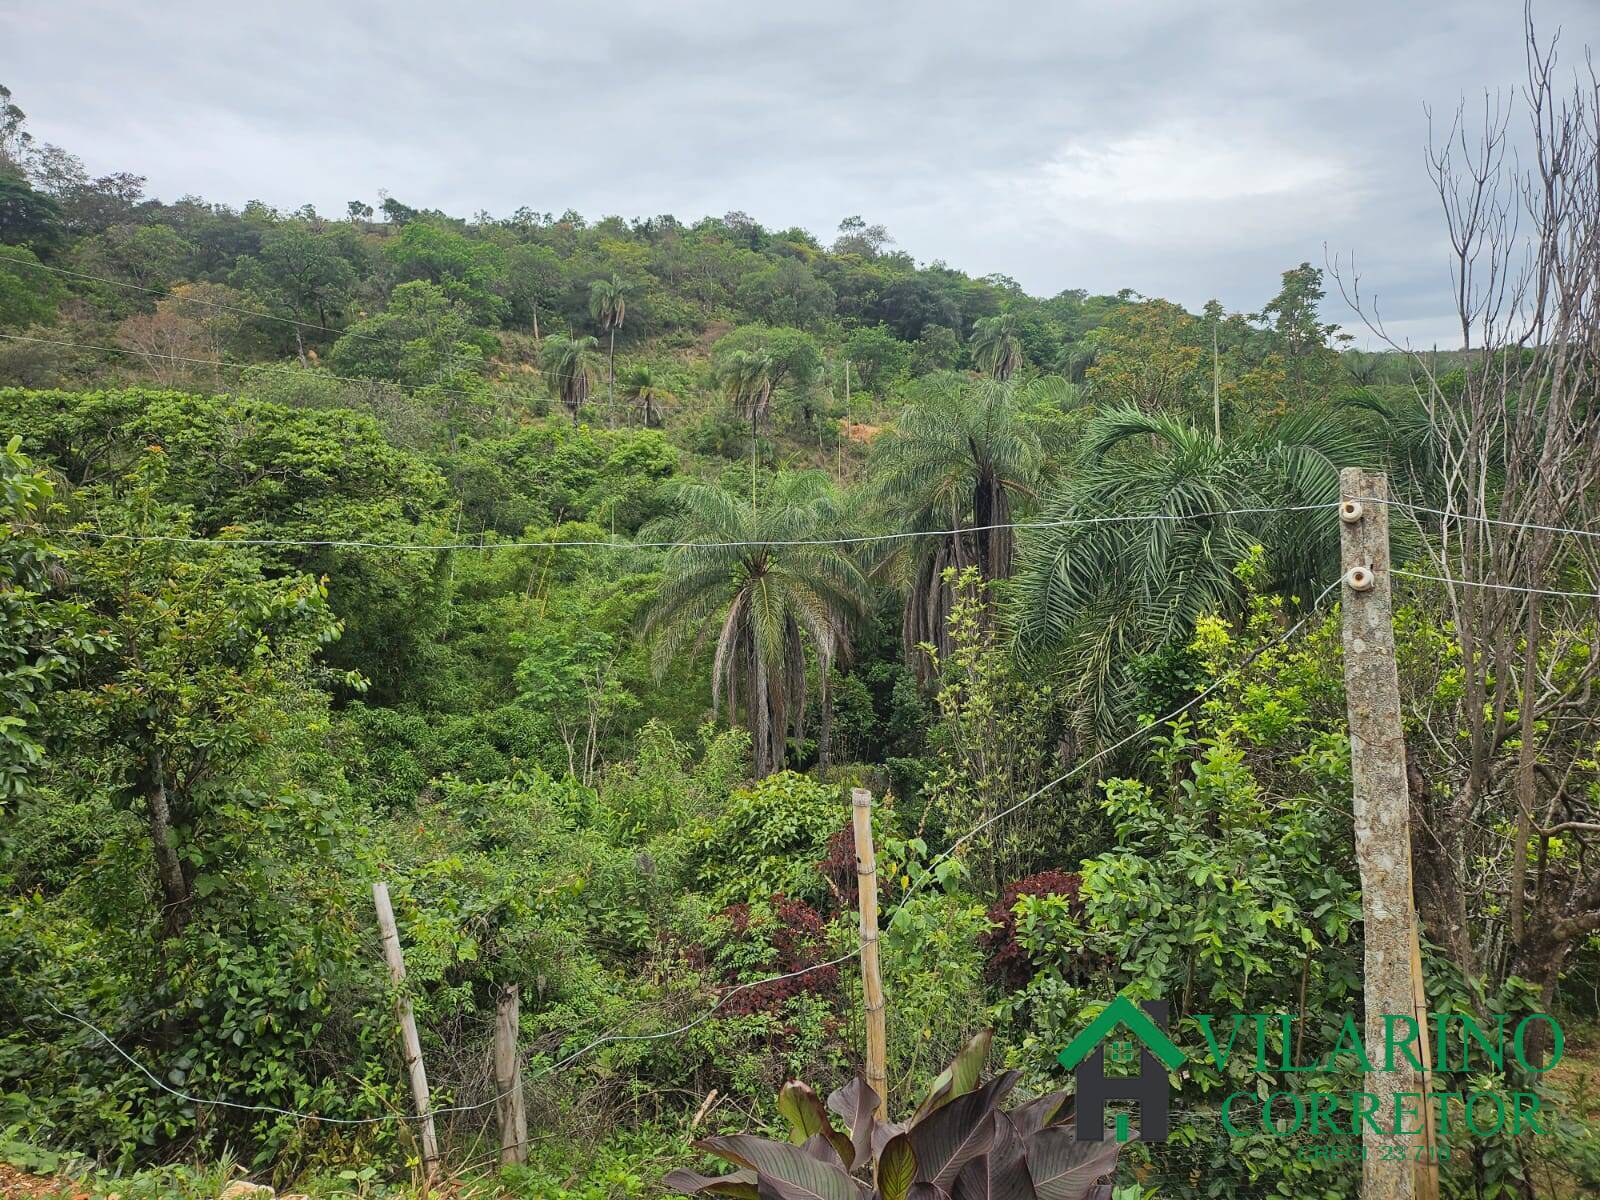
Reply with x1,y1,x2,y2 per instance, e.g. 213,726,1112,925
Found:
694,1136,865,1200
908,1071,1018,1191
663,1167,760,1197
827,1077,881,1167
779,1081,828,1144
952,1113,1034,1200
802,1131,851,1170
755,1173,868,1200
876,1133,917,1200
1023,1127,1121,1200
1005,1092,1072,1138
780,1081,856,1167
914,1030,993,1121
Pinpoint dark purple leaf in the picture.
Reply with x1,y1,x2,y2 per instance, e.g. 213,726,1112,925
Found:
952,1113,1035,1200
908,1071,1019,1190
694,1137,864,1200
1006,1092,1073,1138
915,1030,993,1120
826,1076,881,1167
1023,1127,1122,1200
663,1166,760,1197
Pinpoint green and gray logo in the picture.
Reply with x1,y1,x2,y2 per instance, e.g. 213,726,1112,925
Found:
1058,996,1186,1143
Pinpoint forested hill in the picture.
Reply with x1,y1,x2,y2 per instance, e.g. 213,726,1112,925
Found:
0,79,1383,435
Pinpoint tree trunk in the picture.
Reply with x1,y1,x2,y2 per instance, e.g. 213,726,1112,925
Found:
818,669,833,772
751,641,772,777
1508,601,1540,952
1408,749,1476,979
607,328,616,417
140,748,191,939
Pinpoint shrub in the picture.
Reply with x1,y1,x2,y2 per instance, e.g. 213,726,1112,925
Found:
699,771,844,908
714,896,840,1019
982,869,1084,989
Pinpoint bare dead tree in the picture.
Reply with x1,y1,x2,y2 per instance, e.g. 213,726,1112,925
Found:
1332,5,1600,1017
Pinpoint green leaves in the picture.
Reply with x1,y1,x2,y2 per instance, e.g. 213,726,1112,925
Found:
542,332,600,419
875,1134,916,1200
641,472,871,777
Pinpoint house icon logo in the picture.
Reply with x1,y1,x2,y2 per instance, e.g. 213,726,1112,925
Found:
1058,996,1185,1142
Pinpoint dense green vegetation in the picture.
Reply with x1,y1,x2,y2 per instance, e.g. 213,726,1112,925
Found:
4,76,1600,1200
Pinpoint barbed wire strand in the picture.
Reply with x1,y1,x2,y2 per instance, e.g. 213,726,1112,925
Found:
1361,495,1600,542
33,995,510,1124
55,502,1337,554
1393,568,1600,601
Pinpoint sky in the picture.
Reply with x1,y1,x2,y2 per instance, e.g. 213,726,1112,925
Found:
4,0,1595,347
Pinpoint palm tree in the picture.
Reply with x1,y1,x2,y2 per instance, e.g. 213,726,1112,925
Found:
970,312,1025,381
719,349,777,441
619,363,673,428
588,273,630,408
541,333,598,424
642,473,872,776
1011,404,1368,737
719,350,782,511
868,374,1050,681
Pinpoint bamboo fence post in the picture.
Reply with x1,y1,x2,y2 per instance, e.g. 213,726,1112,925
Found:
851,787,889,1119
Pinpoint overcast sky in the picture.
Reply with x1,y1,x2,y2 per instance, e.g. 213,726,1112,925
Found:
4,1,1595,346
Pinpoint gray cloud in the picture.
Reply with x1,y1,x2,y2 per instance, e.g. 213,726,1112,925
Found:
4,0,1594,344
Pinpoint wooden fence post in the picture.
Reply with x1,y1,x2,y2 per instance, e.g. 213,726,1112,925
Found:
494,983,528,1166
373,880,439,1180
851,787,889,1119
1338,470,1437,1200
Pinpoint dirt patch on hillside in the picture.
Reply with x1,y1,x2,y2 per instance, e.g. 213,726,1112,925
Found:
0,1163,87,1199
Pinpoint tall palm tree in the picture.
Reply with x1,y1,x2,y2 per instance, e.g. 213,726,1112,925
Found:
541,333,598,424
642,473,872,776
1011,404,1367,737
868,374,1049,680
970,312,1025,381
588,273,630,408
619,363,673,428
719,349,777,440
719,349,781,511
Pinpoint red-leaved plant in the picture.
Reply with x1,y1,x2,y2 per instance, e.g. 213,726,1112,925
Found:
665,1030,1122,1200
